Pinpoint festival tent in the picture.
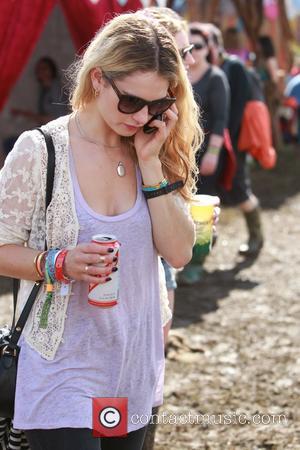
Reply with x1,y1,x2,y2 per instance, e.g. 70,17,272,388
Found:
0,0,142,112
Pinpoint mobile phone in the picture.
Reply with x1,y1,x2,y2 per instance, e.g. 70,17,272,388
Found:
143,114,163,134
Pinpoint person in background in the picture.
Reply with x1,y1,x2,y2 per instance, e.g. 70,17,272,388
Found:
175,24,230,284
2,57,69,157
256,35,281,148
223,27,248,62
284,72,300,143
194,23,264,258
140,6,196,335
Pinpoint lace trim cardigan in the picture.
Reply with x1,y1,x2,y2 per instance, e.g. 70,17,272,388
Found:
0,114,191,359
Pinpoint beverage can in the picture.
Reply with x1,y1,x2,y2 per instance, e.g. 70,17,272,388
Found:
88,234,120,308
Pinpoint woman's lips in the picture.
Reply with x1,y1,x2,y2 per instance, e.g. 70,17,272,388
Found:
124,123,139,131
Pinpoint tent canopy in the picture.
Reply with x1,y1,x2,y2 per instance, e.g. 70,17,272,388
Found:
0,0,142,111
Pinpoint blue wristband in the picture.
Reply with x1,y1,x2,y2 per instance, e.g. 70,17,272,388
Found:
142,179,169,192
46,248,60,283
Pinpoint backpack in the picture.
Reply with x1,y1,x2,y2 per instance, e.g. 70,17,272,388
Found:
238,100,276,169
223,56,276,169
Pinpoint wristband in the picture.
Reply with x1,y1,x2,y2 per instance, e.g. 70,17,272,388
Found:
55,249,71,284
207,146,220,155
46,249,60,282
40,256,54,329
143,180,184,199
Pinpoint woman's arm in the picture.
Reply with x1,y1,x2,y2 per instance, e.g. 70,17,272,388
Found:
200,73,230,175
134,104,196,268
0,243,119,284
139,159,195,269
0,245,42,280
208,72,230,139
0,131,47,280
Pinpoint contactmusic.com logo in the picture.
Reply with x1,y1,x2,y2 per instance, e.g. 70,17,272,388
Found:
92,397,128,437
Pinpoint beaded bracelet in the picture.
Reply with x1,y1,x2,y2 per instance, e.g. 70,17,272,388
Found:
142,178,169,192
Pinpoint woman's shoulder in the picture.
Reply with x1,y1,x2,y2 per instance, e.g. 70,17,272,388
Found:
210,65,228,81
208,66,229,93
8,114,70,154
4,129,45,164
42,113,71,134
40,114,72,151
2,114,70,175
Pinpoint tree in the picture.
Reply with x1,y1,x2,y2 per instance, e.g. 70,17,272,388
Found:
231,0,263,51
185,0,221,23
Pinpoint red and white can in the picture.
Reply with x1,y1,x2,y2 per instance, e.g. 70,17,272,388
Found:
88,234,120,308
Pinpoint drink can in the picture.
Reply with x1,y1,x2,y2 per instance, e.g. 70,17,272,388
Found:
88,234,120,308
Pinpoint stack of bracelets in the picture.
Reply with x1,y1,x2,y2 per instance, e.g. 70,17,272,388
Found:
141,178,184,199
33,249,72,328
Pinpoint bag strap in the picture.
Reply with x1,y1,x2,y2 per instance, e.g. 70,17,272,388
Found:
9,128,56,348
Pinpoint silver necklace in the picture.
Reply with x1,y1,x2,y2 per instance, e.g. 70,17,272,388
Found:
74,111,126,177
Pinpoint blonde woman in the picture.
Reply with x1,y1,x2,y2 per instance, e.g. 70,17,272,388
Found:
0,12,202,450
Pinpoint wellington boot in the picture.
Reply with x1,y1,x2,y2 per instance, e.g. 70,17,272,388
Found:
177,263,204,285
239,207,264,257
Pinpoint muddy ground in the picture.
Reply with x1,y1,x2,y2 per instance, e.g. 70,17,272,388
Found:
0,145,299,449
155,145,300,450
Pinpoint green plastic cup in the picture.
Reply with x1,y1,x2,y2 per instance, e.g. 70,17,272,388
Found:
190,195,219,262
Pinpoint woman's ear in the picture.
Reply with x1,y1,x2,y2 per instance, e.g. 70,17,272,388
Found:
90,68,104,94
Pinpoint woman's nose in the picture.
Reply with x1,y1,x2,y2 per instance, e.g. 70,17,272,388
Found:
132,105,149,125
185,51,195,68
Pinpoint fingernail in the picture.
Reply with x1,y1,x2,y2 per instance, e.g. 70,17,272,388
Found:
105,277,112,282
112,267,118,272
113,256,118,262
107,248,114,253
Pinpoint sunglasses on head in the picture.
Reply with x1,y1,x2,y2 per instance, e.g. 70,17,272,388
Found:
180,44,194,60
103,74,176,115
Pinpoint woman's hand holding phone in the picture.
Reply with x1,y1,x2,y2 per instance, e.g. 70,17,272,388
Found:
134,103,178,166
143,113,163,134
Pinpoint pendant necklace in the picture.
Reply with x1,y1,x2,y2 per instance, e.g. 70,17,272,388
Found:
74,111,126,177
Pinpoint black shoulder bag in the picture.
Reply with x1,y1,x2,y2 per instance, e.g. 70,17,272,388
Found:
0,129,55,419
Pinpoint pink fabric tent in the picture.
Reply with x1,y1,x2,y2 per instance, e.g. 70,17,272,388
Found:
0,0,142,111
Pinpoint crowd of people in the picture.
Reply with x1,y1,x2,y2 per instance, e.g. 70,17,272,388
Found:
0,5,296,450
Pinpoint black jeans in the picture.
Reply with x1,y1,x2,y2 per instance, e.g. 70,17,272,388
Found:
25,426,148,450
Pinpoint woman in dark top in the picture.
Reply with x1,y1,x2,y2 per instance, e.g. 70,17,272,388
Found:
192,22,264,258
176,25,228,284
188,25,230,195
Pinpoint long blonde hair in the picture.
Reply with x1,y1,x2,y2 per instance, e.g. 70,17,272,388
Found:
69,13,203,201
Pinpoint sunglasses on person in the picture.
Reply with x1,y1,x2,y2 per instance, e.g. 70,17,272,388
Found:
103,74,176,115
192,43,206,51
180,44,195,60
